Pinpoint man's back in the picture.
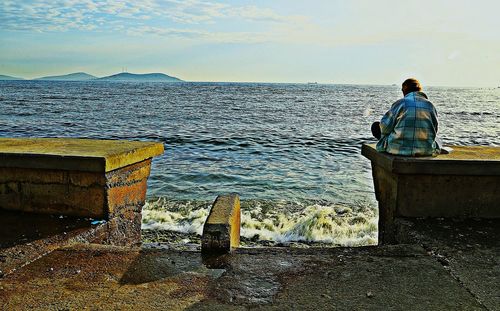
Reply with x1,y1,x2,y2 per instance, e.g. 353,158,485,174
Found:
376,91,439,156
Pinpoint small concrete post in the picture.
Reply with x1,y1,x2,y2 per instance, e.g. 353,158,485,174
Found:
202,194,241,253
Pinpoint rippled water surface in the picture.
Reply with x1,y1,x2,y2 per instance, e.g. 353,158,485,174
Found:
1,81,499,245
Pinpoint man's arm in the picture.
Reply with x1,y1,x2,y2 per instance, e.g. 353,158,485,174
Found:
379,101,400,136
432,106,439,133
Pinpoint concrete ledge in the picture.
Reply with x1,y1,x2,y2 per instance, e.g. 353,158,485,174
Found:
362,143,500,175
0,137,164,172
202,194,240,253
0,138,164,246
362,143,500,244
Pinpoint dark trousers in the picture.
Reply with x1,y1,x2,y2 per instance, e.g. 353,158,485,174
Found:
371,121,381,139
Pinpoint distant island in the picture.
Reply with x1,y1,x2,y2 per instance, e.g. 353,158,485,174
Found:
0,72,183,82
98,72,182,82
35,72,97,81
0,74,24,80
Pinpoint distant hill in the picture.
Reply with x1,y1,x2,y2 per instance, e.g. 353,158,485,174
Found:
98,72,183,82
35,72,97,81
1,72,184,82
0,74,24,80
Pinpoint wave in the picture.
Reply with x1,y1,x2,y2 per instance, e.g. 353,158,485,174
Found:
142,198,378,247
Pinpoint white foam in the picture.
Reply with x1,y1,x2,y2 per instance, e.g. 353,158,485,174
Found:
142,198,378,246
142,198,210,235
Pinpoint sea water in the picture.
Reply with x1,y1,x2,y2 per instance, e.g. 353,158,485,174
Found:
1,81,499,246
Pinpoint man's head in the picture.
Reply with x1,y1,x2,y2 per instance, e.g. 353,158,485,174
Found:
402,78,422,96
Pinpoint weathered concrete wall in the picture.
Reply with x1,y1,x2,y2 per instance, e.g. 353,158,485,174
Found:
0,167,107,217
0,159,150,211
397,174,500,217
0,159,152,246
0,138,164,246
371,165,398,244
362,143,500,244
371,166,500,235
104,159,152,245
202,194,241,253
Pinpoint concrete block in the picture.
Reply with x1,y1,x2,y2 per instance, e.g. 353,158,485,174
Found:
202,194,241,253
0,138,164,246
362,143,500,244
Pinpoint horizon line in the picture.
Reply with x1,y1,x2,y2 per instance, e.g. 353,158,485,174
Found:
1,72,498,89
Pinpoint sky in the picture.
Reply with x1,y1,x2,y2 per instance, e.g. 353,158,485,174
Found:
1,0,499,86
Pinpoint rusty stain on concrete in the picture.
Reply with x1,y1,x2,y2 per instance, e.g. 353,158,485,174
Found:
106,160,151,215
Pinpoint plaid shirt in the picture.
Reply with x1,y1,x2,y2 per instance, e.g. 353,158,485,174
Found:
376,91,439,156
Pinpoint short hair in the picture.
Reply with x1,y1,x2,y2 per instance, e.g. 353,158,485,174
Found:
402,78,422,93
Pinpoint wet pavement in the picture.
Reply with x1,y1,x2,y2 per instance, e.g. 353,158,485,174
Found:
1,218,499,310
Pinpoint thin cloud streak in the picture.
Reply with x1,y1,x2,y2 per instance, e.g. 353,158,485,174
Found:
126,26,273,44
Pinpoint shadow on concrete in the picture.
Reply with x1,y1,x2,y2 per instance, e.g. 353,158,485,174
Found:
0,209,92,249
119,249,212,285
201,253,231,269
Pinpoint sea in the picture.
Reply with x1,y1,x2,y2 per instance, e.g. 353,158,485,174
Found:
1,81,499,247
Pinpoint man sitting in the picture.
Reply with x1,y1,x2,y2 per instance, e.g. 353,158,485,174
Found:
371,78,441,156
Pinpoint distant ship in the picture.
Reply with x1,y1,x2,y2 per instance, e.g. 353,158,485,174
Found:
307,82,318,85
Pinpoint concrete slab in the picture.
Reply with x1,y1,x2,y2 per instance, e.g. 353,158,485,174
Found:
0,137,164,172
0,243,488,310
396,218,500,311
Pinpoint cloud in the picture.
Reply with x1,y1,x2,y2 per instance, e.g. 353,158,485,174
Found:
448,50,461,61
0,0,304,33
0,1,120,32
158,0,229,24
226,5,304,24
0,0,309,47
126,25,272,44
